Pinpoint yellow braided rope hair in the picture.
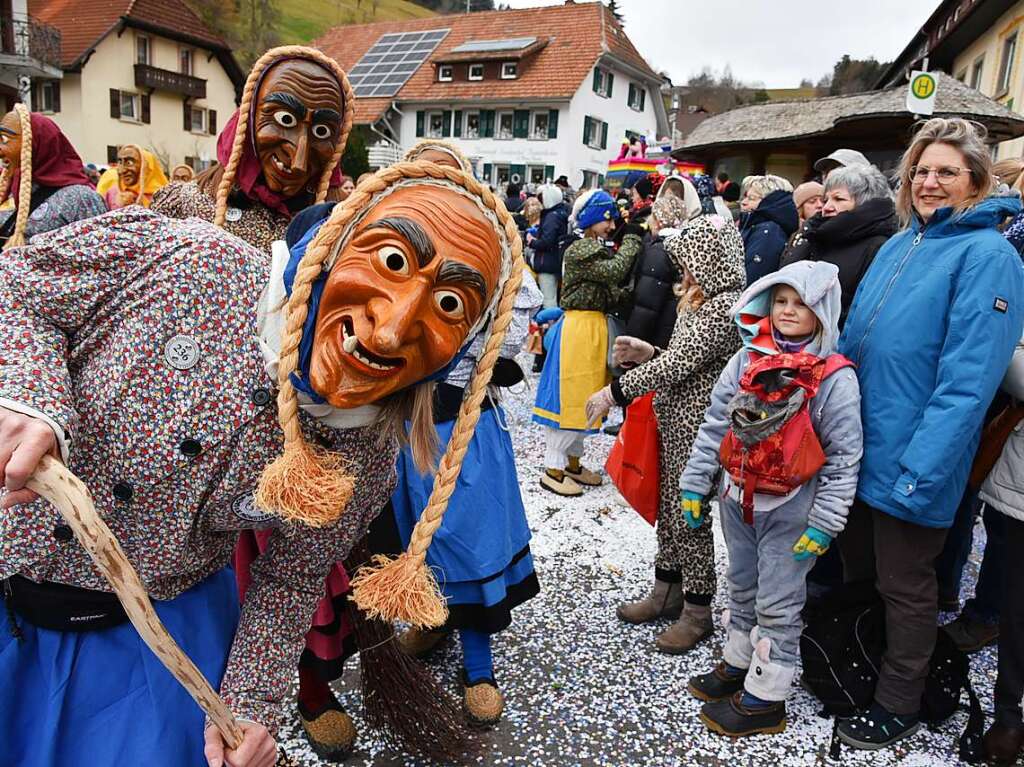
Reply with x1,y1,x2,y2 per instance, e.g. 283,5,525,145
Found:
256,160,523,627
2,103,32,250
402,139,473,175
213,45,354,228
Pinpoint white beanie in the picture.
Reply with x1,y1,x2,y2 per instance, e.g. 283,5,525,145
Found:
539,184,563,210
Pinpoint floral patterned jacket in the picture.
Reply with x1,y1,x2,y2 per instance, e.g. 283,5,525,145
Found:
0,207,397,732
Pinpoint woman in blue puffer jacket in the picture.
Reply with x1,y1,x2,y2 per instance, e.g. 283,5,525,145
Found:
835,118,1024,752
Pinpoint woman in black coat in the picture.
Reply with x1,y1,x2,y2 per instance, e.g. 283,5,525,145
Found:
781,163,897,327
625,191,695,347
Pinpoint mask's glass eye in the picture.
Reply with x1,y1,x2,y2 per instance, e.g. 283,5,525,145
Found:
274,111,298,128
311,123,332,140
434,290,465,319
377,245,409,275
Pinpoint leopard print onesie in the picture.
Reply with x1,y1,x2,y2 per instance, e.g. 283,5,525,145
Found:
612,214,746,595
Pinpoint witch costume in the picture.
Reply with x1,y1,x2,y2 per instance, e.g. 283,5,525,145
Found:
0,111,105,246
0,159,518,765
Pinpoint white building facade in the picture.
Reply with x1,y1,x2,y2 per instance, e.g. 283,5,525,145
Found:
398,56,661,188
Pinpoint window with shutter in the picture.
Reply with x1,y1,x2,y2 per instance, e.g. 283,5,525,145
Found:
483,162,493,181
416,111,425,137
593,68,602,94
606,72,614,97
530,111,549,140
465,111,480,138
600,120,608,150
51,81,60,113
583,115,592,146
208,110,217,136
442,110,452,137
510,164,526,184
547,109,559,139
183,102,191,131
141,94,150,124
544,164,555,183
110,89,121,119
107,145,119,164
640,88,646,111
453,110,462,138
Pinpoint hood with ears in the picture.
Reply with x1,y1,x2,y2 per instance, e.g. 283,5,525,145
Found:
732,260,842,356
664,213,746,299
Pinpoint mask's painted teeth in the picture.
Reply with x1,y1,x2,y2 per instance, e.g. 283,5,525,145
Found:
341,319,400,371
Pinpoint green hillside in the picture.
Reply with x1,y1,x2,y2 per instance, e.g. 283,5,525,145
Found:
187,0,436,69
274,0,435,45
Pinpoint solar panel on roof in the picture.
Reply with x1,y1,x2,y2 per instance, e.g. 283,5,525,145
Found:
449,36,536,54
350,28,450,97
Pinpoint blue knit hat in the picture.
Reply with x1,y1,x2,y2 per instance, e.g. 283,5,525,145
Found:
576,190,619,230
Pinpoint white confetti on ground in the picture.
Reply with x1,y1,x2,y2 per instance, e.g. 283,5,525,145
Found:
277,360,999,766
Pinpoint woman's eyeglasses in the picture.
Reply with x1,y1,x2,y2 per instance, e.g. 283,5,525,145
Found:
909,165,970,185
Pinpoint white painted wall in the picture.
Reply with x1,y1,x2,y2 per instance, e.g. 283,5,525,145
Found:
567,65,658,186
397,103,571,185
393,63,659,190
44,29,237,168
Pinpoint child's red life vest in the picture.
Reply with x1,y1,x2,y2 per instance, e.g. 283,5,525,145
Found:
719,351,854,525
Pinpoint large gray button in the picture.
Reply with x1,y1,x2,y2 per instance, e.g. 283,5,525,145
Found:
225,207,243,222
164,335,199,370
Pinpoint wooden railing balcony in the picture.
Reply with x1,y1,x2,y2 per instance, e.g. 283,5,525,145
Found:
134,63,206,99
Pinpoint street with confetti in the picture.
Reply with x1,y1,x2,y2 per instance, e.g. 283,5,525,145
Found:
275,358,998,767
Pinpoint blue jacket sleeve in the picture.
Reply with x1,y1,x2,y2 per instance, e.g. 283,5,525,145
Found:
533,210,564,253
892,247,1024,514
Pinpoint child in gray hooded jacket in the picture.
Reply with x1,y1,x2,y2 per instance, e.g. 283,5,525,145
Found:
680,260,863,737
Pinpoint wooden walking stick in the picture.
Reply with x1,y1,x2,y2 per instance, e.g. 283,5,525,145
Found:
25,455,244,750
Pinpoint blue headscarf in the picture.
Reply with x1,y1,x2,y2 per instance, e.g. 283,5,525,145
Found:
577,190,619,230
282,212,475,404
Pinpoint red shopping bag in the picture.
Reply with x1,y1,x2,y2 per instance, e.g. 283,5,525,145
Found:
604,392,660,525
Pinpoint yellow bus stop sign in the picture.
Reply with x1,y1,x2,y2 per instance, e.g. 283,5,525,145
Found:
907,71,937,115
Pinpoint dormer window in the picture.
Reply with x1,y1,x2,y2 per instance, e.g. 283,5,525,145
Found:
501,62,517,79
469,64,484,81
438,64,453,82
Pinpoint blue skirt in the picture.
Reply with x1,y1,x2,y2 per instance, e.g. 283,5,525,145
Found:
0,568,239,767
392,407,539,634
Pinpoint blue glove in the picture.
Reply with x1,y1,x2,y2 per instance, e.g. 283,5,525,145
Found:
526,226,539,237
680,490,704,529
793,526,832,561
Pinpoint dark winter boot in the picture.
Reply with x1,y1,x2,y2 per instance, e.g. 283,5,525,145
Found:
689,662,746,702
836,702,921,750
700,692,786,738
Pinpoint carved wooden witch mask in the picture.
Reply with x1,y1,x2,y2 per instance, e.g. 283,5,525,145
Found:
310,182,505,407
254,58,344,197
0,110,22,170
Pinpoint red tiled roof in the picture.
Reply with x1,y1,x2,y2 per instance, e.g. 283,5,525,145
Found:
315,1,659,124
29,0,229,69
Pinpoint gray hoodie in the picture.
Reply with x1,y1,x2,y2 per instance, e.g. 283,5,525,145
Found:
679,260,863,535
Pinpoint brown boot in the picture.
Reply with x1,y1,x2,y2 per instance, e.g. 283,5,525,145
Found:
655,601,714,654
616,578,683,624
